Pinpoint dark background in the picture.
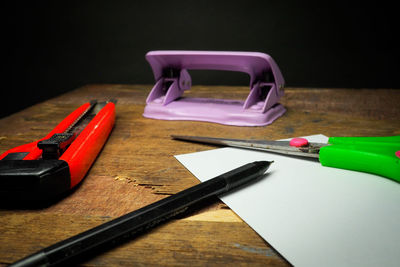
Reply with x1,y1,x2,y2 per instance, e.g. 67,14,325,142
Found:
2,1,399,118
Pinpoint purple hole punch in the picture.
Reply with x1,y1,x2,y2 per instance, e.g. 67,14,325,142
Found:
143,51,286,126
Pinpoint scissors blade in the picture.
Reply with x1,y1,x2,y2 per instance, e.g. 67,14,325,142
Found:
171,135,324,158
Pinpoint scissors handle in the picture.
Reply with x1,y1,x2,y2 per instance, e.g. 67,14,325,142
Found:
319,136,400,182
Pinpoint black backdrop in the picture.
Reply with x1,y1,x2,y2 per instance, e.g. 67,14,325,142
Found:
2,1,399,118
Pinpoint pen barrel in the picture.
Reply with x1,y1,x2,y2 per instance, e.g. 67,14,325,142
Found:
43,179,226,265
12,161,271,266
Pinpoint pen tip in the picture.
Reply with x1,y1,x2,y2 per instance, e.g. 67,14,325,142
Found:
253,160,273,173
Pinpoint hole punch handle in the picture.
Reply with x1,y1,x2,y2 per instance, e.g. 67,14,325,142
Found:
146,51,284,92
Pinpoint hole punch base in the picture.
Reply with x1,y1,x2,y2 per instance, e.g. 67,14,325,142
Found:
144,97,286,126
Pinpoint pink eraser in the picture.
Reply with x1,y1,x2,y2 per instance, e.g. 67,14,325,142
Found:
396,151,400,159
289,137,309,147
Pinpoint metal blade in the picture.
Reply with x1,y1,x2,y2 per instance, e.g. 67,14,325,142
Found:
171,135,325,158
38,99,115,159
66,99,116,137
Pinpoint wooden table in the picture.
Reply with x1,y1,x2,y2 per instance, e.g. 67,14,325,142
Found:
0,85,399,266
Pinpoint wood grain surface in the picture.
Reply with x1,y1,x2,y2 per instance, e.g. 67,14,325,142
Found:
0,85,399,266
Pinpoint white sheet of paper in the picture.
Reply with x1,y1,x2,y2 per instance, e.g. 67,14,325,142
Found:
175,134,400,267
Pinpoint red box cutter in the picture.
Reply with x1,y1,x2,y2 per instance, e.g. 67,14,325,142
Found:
0,100,116,202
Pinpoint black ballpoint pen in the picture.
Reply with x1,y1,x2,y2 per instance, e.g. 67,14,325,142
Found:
11,161,272,267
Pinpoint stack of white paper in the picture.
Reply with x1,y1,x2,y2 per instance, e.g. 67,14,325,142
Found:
175,135,400,267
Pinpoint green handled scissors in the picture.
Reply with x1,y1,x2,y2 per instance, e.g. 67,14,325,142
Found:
171,135,400,182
